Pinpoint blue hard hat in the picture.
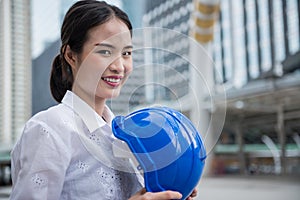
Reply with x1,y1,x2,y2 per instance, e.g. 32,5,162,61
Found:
112,106,206,200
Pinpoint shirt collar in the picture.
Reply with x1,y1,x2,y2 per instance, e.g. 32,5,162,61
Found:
61,90,114,133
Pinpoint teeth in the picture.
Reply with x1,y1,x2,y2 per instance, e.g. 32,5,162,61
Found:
103,77,121,83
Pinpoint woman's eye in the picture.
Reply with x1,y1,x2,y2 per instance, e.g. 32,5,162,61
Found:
98,50,111,56
122,51,132,57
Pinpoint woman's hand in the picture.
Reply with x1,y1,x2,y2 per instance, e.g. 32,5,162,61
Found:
129,188,182,200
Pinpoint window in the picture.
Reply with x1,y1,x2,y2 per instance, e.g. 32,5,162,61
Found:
258,0,272,71
273,0,285,61
287,0,300,54
232,0,247,87
246,0,259,79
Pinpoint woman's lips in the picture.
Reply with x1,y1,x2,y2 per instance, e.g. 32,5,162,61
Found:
101,76,123,87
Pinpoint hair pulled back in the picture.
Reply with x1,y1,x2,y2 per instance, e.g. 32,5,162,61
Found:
50,0,132,102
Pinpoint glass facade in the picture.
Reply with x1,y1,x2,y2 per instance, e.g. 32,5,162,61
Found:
287,0,300,54
213,0,300,87
258,0,273,72
273,0,285,62
221,0,233,83
142,0,192,102
232,0,247,86
246,0,260,79
213,0,300,175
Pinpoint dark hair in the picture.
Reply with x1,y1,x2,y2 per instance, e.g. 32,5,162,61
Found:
50,0,132,102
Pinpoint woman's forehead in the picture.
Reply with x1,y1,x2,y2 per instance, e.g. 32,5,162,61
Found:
87,18,132,47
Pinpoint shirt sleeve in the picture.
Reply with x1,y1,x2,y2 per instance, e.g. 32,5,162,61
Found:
10,120,71,200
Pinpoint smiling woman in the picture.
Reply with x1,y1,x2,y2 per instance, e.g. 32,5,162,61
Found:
9,1,192,200
67,18,133,114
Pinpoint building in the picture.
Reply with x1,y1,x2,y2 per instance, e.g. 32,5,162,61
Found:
129,0,300,176
134,0,221,177
142,0,193,104
0,0,31,185
139,0,219,110
32,40,59,115
213,0,300,86
0,0,31,147
212,0,300,175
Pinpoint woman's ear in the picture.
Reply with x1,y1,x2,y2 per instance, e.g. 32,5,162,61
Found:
64,45,78,71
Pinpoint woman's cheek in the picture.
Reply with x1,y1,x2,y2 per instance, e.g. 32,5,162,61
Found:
76,63,105,92
124,60,133,75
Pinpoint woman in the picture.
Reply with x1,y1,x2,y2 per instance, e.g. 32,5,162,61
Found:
10,1,197,199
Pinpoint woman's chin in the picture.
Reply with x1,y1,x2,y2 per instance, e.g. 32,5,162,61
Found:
100,91,121,99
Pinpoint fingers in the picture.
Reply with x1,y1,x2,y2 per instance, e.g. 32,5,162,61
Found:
129,188,182,200
190,188,198,197
185,188,198,200
146,190,182,199
137,188,147,195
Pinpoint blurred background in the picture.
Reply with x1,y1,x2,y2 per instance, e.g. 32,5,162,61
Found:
0,0,300,199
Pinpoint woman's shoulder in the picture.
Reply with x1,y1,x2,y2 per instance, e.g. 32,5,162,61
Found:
12,104,74,169
30,103,72,124
24,103,76,136
20,103,77,148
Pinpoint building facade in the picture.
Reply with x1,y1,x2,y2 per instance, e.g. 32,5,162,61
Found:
213,0,300,175
142,0,193,104
0,0,31,147
126,0,300,175
31,40,59,115
213,0,300,87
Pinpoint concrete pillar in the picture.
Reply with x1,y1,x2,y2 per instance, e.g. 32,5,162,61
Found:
277,104,287,174
189,38,211,176
189,40,227,176
235,119,246,174
189,0,222,176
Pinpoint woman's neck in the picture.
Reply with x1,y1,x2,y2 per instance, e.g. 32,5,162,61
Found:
72,86,106,117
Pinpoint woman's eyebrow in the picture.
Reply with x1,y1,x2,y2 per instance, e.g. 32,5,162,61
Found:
95,43,115,49
124,45,133,49
95,43,133,50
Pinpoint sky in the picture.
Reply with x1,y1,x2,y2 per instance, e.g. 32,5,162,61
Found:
31,0,122,59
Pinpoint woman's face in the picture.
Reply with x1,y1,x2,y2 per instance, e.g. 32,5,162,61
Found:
72,18,132,103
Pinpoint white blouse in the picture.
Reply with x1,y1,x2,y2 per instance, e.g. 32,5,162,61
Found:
10,91,143,200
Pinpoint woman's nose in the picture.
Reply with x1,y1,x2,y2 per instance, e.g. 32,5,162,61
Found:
109,56,124,73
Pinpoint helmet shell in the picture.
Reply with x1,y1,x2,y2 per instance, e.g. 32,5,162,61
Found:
112,107,206,199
